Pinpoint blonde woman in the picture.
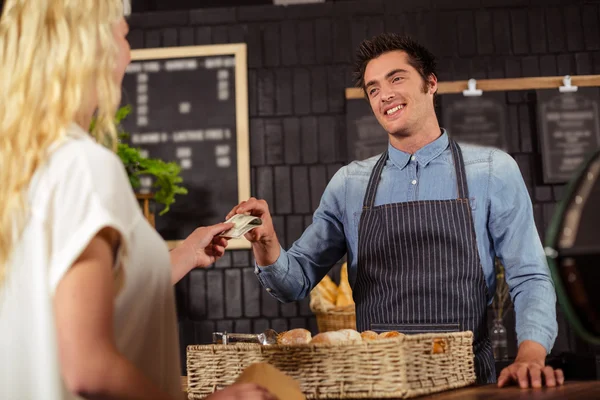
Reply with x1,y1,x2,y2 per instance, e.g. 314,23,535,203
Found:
0,1,274,399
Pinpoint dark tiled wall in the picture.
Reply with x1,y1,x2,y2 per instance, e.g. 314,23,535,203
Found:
126,0,600,371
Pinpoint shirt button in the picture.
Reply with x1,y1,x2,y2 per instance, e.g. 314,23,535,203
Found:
254,266,259,274
411,179,417,185
411,156,416,161
266,288,272,293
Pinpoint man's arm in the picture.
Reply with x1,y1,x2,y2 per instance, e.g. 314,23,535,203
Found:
487,150,563,388
227,167,349,302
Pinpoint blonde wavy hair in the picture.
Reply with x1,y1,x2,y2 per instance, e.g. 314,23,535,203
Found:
0,0,130,287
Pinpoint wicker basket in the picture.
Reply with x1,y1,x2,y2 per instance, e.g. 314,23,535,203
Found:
186,331,476,399
314,310,356,332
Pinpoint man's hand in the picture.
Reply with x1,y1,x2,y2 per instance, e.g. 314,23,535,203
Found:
226,198,281,266
497,340,564,389
205,383,276,400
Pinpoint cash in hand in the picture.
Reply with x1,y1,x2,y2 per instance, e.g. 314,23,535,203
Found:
218,214,263,238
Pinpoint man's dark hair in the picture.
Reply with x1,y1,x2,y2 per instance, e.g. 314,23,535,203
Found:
353,33,438,95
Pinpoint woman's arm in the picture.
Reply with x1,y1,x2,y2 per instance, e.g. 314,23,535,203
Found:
54,227,176,400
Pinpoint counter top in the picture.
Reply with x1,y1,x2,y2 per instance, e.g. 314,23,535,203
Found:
181,378,600,399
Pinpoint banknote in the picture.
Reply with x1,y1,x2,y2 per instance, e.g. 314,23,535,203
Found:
218,214,263,238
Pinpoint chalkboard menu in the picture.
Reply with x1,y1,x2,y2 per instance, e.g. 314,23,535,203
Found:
120,44,250,249
345,97,388,162
441,93,508,151
537,88,600,184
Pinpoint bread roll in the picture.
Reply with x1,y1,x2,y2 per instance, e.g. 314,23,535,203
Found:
432,338,447,354
337,329,362,343
360,330,379,341
310,331,347,344
378,331,404,339
278,328,312,345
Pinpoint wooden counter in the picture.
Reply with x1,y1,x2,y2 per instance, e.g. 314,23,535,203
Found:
181,378,600,399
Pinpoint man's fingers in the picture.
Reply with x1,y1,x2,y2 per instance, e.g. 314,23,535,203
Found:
210,222,234,235
529,365,542,388
517,365,530,389
554,368,565,385
543,366,557,387
497,368,511,387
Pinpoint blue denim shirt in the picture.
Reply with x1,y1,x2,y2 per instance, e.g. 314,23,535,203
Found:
256,131,558,353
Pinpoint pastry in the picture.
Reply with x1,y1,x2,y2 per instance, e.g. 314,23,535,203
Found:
378,331,404,339
360,330,379,341
277,328,312,345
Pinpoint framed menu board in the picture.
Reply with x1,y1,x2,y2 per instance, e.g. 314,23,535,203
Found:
120,44,251,249
537,88,600,184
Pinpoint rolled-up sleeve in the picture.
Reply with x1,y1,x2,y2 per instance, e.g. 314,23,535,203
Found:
488,150,558,353
255,167,349,303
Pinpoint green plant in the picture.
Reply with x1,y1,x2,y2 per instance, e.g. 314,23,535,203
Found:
92,105,188,215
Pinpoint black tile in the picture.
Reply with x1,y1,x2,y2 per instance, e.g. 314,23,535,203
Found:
593,52,600,74
311,67,329,114
552,185,567,202
492,10,512,55
298,297,313,317
127,29,144,50
188,269,207,320
178,27,194,46
528,8,547,54
237,4,285,22
265,120,284,165
285,3,334,19
318,116,338,163
228,24,247,44
542,202,557,233
292,167,311,214
212,25,228,44
232,251,250,268
452,58,471,80
190,7,236,25
263,23,281,67
315,19,333,64
216,320,234,335
194,320,215,345
513,154,534,196
435,0,480,8
533,204,544,240
275,166,292,214
262,285,281,317
234,319,252,333
293,68,311,115
351,19,369,60
436,12,457,58
280,22,298,67
247,24,263,68
335,117,348,163
506,105,521,154
258,69,275,117
272,215,286,247
206,270,224,319
310,165,328,210
253,319,271,334
333,0,384,16
539,55,558,77
518,105,534,154
545,7,567,53
510,9,530,55
135,10,189,28
250,118,266,166
248,69,258,118
470,57,489,80
243,267,261,318
557,54,576,75
457,11,477,56
144,29,161,48
535,186,553,203
214,252,231,268
328,65,348,114
297,20,316,65
289,317,308,330
486,56,505,79
283,118,301,165
256,166,274,207
565,6,584,52
195,26,212,45
475,10,494,55
275,69,293,116
385,0,431,13
366,16,385,39
327,164,344,182
576,53,593,75
505,57,521,79
582,5,600,51
286,215,306,250
332,18,352,64
225,269,243,318
521,56,540,78
280,302,298,319
304,215,314,229
301,117,319,164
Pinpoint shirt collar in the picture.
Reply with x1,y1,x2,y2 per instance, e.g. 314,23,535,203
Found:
387,129,449,170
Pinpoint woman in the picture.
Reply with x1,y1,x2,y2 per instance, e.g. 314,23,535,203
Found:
0,1,273,399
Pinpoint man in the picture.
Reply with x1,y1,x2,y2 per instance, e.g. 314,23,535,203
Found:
227,33,562,388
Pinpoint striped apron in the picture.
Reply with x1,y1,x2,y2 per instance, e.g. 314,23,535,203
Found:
353,139,496,384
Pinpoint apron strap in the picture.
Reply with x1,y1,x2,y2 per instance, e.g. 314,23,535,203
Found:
363,151,388,209
449,140,470,200
363,139,469,209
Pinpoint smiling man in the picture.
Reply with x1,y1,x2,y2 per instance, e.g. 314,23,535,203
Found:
227,33,562,388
